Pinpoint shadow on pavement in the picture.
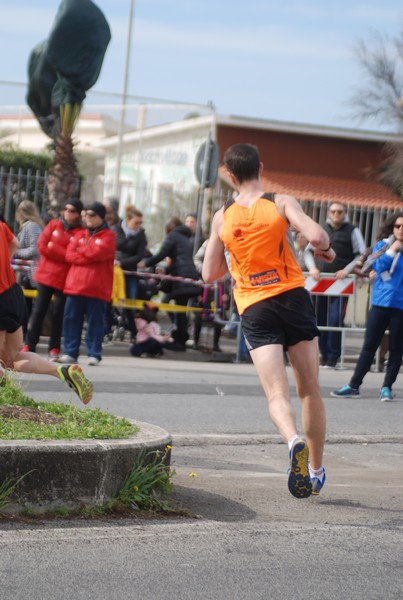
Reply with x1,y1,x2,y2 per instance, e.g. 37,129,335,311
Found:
170,485,257,523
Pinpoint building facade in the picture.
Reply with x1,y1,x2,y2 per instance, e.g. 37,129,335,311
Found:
98,113,402,246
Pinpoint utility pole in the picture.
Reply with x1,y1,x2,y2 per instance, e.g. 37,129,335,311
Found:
113,0,135,197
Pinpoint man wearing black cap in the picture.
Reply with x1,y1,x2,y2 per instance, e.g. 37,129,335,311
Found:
21,198,84,360
59,201,115,366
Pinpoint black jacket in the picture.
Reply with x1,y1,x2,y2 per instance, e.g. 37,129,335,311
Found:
116,227,147,272
315,222,359,273
144,225,199,299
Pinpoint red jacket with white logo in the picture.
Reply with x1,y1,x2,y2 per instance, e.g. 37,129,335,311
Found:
34,218,84,291
64,225,116,301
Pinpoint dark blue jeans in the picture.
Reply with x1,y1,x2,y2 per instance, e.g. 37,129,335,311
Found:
62,295,106,360
350,305,403,390
316,296,348,362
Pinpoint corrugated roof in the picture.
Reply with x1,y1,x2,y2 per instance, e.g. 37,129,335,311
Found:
217,114,399,143
219,167,402,209
260,171,402,208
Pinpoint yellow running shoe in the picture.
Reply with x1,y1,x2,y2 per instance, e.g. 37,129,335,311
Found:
57,364,93,405
288,438,312,499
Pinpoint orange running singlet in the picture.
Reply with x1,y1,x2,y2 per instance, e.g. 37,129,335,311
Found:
220,194,305,314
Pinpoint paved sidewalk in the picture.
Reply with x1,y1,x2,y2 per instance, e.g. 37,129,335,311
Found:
20,342,403,446
4,344,403,600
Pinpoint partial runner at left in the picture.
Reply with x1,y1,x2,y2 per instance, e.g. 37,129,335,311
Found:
0,217,93,405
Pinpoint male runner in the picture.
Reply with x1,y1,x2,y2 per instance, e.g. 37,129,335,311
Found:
202,144,335,498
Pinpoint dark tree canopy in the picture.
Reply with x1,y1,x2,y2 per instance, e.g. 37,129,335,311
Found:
26,0,111,139
47,0,112,107
26,41,58,138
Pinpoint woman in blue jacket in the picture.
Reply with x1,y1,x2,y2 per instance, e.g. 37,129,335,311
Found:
331,212,403,401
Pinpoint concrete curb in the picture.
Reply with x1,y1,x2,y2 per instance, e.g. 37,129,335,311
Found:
0,420,172,513
172,433,403,446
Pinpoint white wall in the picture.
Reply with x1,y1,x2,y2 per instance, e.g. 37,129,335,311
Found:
103,120,213,218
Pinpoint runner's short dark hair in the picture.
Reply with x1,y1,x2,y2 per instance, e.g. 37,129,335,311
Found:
224,143,260,183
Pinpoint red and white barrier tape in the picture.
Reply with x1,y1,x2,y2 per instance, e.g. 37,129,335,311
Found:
11,260,356,296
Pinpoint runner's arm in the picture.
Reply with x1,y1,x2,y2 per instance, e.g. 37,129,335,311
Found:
8,236,19,256
202,209,228,282
278,195,335,263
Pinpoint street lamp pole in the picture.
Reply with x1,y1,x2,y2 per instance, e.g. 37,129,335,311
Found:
113,0,135,197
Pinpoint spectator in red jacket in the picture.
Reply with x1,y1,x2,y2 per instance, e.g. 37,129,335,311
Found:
58,202,116,366
21,198,84,360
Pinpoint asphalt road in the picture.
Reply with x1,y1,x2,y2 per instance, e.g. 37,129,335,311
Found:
1,349,402,600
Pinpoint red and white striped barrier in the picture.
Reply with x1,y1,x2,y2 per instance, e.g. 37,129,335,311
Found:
304,275,355,296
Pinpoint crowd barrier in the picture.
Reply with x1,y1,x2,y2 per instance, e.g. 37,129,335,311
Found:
304,273,371,369
216,273,372,365
11,260,374,367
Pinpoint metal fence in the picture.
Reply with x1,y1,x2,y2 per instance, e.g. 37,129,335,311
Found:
0,166,234,246
298,199,398,248
12,253,376,366
0,166,48,231
2,165,401,248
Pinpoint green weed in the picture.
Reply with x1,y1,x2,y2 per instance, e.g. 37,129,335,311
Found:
0,472,32,511
114,446,176,512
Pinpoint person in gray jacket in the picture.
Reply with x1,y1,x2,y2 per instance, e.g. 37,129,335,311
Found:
14,200,44,336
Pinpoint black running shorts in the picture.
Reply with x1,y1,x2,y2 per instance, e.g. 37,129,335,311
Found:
240,287,319,351
0,283,27,333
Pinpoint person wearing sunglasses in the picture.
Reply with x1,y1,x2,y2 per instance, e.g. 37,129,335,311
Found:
59,201,116,366
306,202,366,368
21,198,84,361
332,212,403,401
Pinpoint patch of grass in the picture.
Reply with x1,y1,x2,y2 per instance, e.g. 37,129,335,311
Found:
0,381,183,520
19,507,36,518
0,472,32,511
0,502,192,523
54,506,70,518
0,377,138,440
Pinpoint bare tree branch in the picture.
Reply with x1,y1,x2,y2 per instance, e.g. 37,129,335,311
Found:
350,33,403,128
349,29,403,198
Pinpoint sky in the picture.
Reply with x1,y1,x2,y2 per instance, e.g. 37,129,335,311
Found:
1,0,403,132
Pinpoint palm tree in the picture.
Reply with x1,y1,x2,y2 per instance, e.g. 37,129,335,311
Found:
26,0,111,218
46,103,81,218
